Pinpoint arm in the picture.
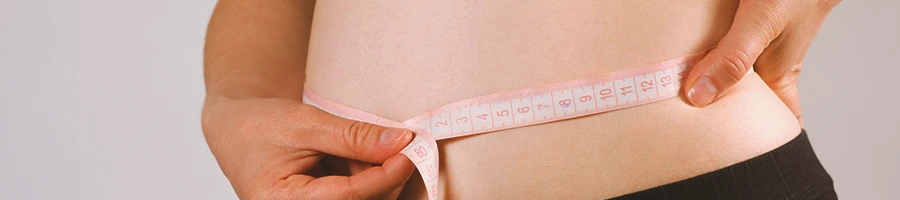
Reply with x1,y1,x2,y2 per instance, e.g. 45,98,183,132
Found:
202,1,415,199
204,0,313,100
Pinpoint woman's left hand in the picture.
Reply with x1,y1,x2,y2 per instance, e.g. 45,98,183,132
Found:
683,0,841,127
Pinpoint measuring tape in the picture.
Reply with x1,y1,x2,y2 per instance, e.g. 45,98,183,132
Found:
303,50,712,199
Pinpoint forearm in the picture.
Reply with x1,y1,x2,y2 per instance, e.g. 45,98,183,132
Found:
203,0,315,101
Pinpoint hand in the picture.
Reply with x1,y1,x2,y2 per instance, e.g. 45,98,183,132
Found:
683,0,841,127
201,96,416,199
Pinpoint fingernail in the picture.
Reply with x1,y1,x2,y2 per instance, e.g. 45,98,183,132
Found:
379,129,409,146
687,77,717,107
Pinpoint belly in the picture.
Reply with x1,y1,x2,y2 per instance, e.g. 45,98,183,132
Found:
305,1,801,199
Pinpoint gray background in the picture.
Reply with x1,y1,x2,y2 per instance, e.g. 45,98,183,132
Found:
0,0,896,199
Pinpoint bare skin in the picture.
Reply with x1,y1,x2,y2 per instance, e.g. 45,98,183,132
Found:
203,1,415,199
204,0,838,199
683,0,841,126
306,1,798,199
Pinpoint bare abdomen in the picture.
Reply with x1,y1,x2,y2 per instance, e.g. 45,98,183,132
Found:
305,1,800,198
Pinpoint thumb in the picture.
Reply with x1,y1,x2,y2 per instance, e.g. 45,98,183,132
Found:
299,105,414,163
684,1,788,107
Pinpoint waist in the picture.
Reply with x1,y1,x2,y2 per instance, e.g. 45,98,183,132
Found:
326,72,797,199
304,1,802,198
307,68,800,198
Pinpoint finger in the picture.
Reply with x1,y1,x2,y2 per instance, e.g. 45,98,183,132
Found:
755,38,806,127
348,161,402,200
753,2,833,128
289,154,415,199
385,184,406,200
756,51,805,127
345,155,413,199
295,105,415,163
348,160,400,199
684,0,790,107
347,160,373,175
398,169,428,199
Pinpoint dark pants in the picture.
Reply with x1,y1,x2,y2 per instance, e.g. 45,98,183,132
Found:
611,130,837,200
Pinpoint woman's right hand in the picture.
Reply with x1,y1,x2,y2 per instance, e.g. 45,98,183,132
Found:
682,0,841,127
201,96,416,199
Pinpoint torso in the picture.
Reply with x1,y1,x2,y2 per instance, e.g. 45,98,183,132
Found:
305,1,801,199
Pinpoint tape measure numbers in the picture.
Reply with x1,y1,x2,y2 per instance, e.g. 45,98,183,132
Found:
303,50,710,200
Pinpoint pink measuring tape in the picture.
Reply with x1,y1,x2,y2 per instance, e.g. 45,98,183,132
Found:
303,50,713,199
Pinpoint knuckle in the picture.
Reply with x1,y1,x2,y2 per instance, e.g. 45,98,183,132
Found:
786,65,803,77
343,121,376,155
718,51,752,84
385,176,406,190
762,65,802,89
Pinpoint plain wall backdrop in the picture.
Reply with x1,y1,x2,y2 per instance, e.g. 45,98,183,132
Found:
1,0,897,199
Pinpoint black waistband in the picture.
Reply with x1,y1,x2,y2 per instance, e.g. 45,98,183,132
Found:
610,130,836,200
